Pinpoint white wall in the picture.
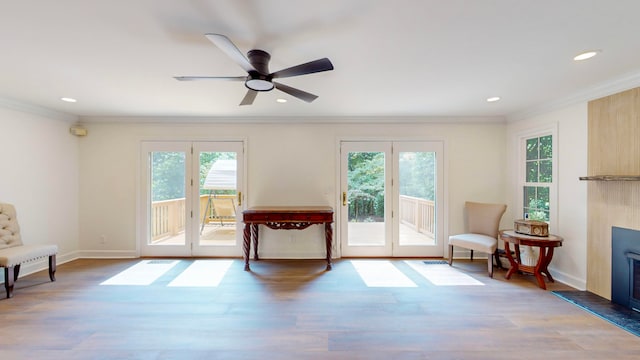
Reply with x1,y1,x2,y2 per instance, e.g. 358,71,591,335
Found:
507,104,588,289
0,105,80,279
0,101,589,289
77,120,508,259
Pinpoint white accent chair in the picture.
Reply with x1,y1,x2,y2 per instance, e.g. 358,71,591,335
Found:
0,203,58,298
448,201,506,277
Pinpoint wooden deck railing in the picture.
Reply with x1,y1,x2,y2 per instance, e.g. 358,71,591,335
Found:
151,194,431,240
151,194,236,241
399,195,435,237
151,198,186,241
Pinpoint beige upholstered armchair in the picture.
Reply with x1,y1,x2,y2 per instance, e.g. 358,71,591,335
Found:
448,201,506,277
0,203,58,298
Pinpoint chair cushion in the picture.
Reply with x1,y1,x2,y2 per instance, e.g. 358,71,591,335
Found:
0,244,58,267
448,233,497,253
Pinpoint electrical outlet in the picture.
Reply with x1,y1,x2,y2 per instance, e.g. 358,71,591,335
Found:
100,235,107,244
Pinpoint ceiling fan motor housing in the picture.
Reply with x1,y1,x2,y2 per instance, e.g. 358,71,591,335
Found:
245,50,275,91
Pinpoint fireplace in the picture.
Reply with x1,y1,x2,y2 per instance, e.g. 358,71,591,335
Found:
611,226,640,311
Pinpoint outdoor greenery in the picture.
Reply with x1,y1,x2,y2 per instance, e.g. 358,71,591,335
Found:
347,151,436,222
151,151,235,202
151,152,185,202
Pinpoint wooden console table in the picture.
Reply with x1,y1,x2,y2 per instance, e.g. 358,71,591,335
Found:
242,206,334,271
499,230,563,289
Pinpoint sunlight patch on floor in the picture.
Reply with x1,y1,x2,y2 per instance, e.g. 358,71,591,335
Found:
405,260,484,286
351,260,417,287
100,260,179,286
168,260,233,287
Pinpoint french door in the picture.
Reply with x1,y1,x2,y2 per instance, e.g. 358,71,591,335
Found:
340,141,444,257
139,141,244,257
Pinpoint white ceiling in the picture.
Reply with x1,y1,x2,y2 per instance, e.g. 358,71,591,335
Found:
2,0,640,122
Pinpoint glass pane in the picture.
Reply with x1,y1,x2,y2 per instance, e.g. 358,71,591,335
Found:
150,151,186,245
539,135,552,159
524,186,536,212
198,153,237,246
526,138,538,160
526,160,538,182
537,186,550,211
523,186,550,222
539,160,552,182
398,152,436,246
347,151,385,246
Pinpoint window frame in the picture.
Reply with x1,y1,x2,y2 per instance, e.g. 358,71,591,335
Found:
517,126,558,231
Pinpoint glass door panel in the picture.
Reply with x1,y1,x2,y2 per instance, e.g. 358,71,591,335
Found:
151,150,187,246
192,141,244,257
141,142,191,257
341,142,392,257
393,142,444,257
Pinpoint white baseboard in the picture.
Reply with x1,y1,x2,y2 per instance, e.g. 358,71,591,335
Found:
548,266,586,290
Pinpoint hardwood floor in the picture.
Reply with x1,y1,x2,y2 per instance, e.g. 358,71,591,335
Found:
1,258,639,359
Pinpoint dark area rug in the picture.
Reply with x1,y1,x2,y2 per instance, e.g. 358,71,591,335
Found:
552,290,640,337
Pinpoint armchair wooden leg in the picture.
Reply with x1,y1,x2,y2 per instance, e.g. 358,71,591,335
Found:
48,255,57,282
487,256,494,278
470,250,474,261
448,245,454,266
4,267,15,298
13,264,21,281
494,250,502,269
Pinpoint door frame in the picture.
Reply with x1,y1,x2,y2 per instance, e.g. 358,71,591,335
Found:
336,138,448,258
137,139,246,257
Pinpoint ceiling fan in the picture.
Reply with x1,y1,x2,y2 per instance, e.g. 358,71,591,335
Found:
174,33,334,106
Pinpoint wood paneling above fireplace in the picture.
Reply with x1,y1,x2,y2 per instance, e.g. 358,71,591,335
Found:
586,87,640,299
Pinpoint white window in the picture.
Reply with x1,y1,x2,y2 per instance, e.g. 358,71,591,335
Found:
523,134,552,221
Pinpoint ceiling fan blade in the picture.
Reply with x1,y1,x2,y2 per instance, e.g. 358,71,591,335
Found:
271,58,334,79
240,89,258,106
205,33,255,73
174,76,246,81
274,82,318,103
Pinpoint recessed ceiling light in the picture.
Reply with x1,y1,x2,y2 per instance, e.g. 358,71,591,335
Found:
276,98,287,103
61,97,77,103
574,50,601,61
486,96,501,102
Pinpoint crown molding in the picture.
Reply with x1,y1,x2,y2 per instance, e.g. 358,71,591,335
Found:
0,96,78,123
507,70,640,122
78,115,506,125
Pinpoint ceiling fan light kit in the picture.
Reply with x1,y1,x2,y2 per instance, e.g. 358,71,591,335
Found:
175,33,334,106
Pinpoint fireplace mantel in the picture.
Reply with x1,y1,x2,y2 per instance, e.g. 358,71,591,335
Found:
580,175,640,181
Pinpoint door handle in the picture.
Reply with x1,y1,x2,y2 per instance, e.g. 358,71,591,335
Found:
238,192,242,207
342,192,347,206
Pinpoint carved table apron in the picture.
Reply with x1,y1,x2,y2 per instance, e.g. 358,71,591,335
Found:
242,206,334,271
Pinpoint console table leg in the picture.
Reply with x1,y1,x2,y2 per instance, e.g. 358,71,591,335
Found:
243,223,251,271
325,222,333,271
252,224,259,260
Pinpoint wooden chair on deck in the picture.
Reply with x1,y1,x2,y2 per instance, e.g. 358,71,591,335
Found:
210,198,236,226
